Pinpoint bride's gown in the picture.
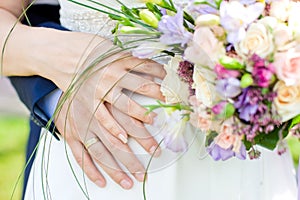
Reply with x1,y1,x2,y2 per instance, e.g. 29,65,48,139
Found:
25,0,298,199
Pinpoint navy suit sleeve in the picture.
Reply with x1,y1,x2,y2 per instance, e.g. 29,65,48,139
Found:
9,5,68,139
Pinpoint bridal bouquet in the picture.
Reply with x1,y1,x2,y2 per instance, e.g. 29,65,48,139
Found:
71,0,300,161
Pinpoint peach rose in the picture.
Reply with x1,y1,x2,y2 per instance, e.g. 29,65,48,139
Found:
273,81,300,122
273,46,300,86
214,120,242,151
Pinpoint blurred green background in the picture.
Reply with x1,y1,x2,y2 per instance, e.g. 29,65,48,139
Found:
0,116,300,200
0,116,29,200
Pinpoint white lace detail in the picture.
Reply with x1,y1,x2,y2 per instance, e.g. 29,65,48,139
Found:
60,9,116,38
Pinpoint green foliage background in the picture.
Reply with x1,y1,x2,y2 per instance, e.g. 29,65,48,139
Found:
0,116,29,200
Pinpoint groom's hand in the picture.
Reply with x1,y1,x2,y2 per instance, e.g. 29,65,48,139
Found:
55,95,158,189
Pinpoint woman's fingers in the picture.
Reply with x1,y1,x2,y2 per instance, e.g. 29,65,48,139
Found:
111,93,156,124
106,103,161,157
94,103,128,143
118,73,165,101
129,59,166,80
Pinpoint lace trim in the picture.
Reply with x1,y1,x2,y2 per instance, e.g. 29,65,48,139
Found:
60,9,116,38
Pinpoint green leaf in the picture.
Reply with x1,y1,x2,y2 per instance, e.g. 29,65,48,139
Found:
205,131,218,146
251,122,290,150
289,115,300,130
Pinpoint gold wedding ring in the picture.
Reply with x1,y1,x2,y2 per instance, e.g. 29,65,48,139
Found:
84,137,99,149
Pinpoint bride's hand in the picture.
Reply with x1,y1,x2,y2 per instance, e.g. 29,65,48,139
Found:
48,34,166,147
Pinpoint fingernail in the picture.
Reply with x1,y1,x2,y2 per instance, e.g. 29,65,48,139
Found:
149,145,161,157
118,134,128,144
120,179,132,190
135,172,146,182
95,180,105,188
147,112,157,124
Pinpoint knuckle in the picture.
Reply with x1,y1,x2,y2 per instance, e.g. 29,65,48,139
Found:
126,160,143,173
106,137,123,153
74,154,83,166
138,83,151,93
90,146,106,162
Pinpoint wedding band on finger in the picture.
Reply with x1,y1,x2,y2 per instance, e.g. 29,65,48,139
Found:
84,137,100,149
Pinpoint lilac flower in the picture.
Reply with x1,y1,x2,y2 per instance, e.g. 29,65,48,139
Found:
216,77,241,99
158,10,193,47
207,142,247,161
220,1,265,43
234,88,259,121
153,109,188,152
187,0,218,15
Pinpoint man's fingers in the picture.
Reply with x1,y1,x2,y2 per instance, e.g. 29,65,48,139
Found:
68,140,106,188
86,136,134,190
118,73,165,101
97,131,146,182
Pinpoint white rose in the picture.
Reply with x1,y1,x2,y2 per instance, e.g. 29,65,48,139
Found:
270,0,290,22
288,2,300,39
192,66,218,107
273,81,300,122
273,23,294,51
184,27,225,69
235,22,274,59
161,56,190,104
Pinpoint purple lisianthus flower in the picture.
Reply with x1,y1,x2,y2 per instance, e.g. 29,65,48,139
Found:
207,143,235,161
214,64,240,79
207,142,247,161
235,144,247,160
158,10,193,47
234,88,259,121
216,77,241,98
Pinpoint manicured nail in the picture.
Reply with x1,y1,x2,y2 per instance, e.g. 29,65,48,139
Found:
147,112,157,124
135,172,146,182
120,179,132,190
149,145,161,157
118,134,128,144
95,180,105,188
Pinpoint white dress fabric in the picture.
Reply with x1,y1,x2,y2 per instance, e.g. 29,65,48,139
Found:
24,1,298,200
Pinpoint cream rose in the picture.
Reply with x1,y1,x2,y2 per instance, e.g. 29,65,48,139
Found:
161,56,190,104
270,0,290,22
273,23,294,51
288,2,300,39
192,67,218,107
274,81,300,122
184,27,225,69
235,22,274,59
273,46,300,86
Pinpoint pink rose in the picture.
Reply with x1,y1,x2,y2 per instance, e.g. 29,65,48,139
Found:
214,120,242,151
273,46,300,86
